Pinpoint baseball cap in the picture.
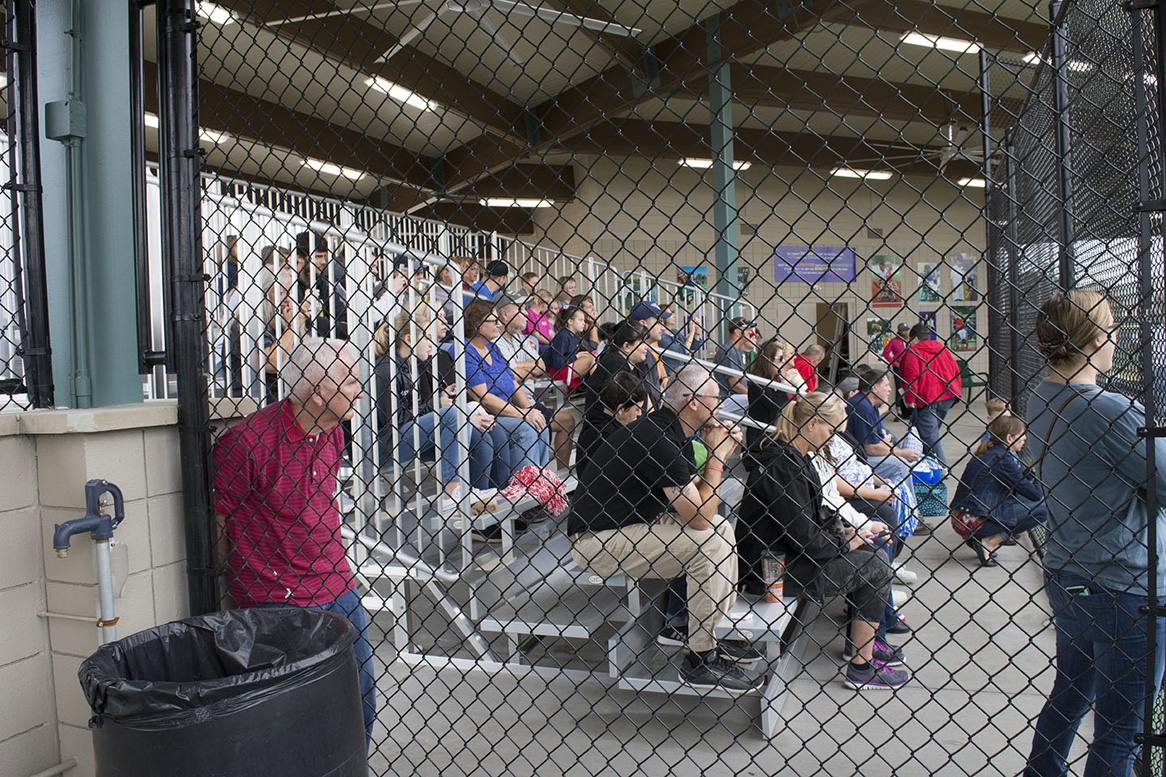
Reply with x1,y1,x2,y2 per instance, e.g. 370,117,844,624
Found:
897,322,911,333
485,260,510,277
628,301,673,321
494,294,522,310
729,316,756,332
838,376,860,394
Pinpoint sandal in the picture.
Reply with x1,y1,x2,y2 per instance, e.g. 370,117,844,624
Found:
966,537,998,567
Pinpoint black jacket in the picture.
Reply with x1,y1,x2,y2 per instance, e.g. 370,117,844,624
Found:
738,438,849,595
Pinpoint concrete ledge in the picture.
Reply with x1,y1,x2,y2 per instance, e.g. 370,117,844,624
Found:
0,401,177,437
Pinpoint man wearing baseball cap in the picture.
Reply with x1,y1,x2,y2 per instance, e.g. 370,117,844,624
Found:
713,316,759,418
470,260,510,301
882,322,912,416
627,301,672,409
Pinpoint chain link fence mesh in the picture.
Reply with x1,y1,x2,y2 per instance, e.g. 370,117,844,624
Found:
178,0,1166,773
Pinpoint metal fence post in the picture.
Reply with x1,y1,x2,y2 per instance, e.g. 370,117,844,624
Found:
7,0,53,407
157,0,216,615
1050,0,1076,288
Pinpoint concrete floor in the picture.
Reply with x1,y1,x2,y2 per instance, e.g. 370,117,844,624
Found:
361,405,1098,777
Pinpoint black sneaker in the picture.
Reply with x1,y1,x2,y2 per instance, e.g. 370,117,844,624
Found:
718,639,764,665
656,624,687,648
470,524,505,544
679,653,763,694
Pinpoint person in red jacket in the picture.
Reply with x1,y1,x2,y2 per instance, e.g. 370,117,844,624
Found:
881,323,911,415
898,323,962,467
792,344,825,392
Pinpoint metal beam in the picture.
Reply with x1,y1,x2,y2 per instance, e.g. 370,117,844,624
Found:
564,118,984,179
224,0,527,145
707,14,739,335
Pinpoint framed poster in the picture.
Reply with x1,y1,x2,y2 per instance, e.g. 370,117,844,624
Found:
774,246,858,283
870,255,904,308
918,311,938,338
950,305,978,351
917,262,942,303
866,316,894,354
949,253,979,302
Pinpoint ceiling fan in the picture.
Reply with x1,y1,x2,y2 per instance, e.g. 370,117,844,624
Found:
842,123,987,172
266,0,642,67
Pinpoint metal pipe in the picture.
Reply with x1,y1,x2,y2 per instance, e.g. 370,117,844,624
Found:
1049,0,1076,288
93,540,118,643
1004,143,1023,405
978,49,993,185
8,0,53,407
157,0,217,615
129,0,157,373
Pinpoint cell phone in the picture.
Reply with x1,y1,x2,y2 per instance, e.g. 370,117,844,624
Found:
870,531,892,549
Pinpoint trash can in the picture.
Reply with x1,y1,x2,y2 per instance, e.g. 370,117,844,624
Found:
78,608,367,777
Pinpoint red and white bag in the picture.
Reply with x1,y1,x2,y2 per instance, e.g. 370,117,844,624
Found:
500,466,570,517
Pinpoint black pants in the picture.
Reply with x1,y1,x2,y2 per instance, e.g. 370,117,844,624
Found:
811,547,893,623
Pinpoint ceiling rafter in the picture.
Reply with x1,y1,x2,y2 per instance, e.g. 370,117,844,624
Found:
563,118,983,179
403,0,856,211
681,65,984,127
146,68,434,210
846,0,1047,54
218,0,528,144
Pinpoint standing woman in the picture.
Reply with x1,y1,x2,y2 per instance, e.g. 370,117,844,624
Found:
1024,290,1166,777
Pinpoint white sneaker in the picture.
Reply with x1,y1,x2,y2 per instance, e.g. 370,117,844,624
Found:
891,587,911,609
440,485,499,516
893,565,919,585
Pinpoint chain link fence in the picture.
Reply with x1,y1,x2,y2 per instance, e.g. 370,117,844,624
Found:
179,0,1166,773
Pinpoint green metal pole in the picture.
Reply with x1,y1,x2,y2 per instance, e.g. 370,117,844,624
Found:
41,0,141,407
706,14,740,343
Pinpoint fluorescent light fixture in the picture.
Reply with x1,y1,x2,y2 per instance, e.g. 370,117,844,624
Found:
830,167,894,180
199,128,231,144
679,158,751,170
197,1,237,25
144,112,160,129
480,198,556,208
900,32,980,54
958,177,987,188
365,76,436,111
303,158,367,181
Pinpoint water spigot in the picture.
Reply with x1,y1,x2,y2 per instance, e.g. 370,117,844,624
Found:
52,480,125,558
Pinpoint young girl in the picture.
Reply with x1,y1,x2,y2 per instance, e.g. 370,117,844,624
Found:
524,290,555,347
950,414,1048,566
542,306,597,391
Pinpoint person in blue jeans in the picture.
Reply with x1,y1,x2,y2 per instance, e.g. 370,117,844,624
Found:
461,299,551,473
374,306,507,513
1024,290,1166,777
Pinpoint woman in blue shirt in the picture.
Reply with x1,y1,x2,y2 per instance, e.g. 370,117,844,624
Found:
462,300,551,474
1024,289,1166,777
950,414,1047,566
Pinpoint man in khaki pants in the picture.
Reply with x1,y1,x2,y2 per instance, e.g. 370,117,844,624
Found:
569,364,762,693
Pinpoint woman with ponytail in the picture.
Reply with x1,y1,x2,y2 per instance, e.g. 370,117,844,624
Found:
950,414,1048,567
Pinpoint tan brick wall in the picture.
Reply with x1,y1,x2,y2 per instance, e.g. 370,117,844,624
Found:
0,402,188,777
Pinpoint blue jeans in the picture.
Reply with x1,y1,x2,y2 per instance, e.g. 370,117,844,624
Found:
912,397,956,466
1024,572,1166,777
398,408,495,489
258,590,376,744
493,414,551,472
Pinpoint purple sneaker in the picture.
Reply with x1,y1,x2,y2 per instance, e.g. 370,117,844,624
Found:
844,660,910,691
842,640,906,667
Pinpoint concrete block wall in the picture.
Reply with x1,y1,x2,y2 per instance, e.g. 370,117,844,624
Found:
0,403,189,777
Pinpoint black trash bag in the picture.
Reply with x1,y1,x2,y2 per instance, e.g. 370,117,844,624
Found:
78,608,367,777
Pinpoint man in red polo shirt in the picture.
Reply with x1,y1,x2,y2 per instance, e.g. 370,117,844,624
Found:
792,344,825,392
213,338,374,741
